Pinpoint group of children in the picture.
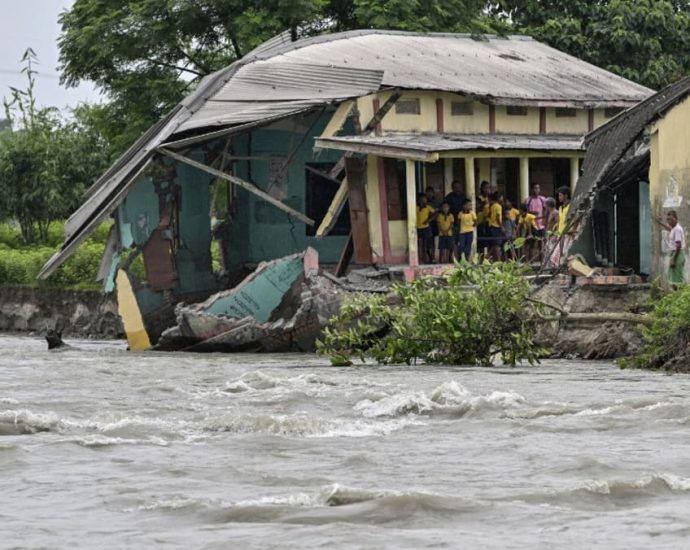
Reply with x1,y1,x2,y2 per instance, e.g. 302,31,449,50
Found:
416,181,573,266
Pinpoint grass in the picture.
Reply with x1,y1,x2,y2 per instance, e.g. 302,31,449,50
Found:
0,221,110,290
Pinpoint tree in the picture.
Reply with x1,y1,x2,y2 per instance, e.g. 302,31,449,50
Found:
490,0,690,89
317,262,545,366
58,0,495,156
0,50,111,244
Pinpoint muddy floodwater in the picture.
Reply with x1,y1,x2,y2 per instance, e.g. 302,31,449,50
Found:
2,334,690,549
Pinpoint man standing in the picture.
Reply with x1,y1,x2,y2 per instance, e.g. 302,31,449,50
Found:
655,210,686,285
443,180,465,218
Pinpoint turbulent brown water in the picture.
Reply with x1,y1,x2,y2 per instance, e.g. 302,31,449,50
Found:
2,334,690,549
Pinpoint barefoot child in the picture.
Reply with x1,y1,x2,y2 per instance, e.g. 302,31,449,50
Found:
457,199,477,261
416,193,436,264
436,202,455,264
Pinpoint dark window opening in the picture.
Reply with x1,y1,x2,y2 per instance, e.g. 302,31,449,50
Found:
395,98,421,115
605,107,625,118
507,106,528,116
451,101,473,116
555,108,577,118
305,163,351,236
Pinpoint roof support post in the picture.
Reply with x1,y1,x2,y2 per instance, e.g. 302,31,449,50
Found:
406,159,419,268
160,148,315,226
570,157,580,193
520,157,530,203
465,156,477,257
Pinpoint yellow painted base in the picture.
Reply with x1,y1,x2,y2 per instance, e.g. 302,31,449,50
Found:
116,269,151,351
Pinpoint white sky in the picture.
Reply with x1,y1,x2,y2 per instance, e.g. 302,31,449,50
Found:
0,0,100,113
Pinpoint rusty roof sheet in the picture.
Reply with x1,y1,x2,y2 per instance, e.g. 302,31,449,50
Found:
316,133,585,159
39,29,652,279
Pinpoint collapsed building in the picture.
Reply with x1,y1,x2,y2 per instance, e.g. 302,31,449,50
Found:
38,30,652,351
570,77,690,286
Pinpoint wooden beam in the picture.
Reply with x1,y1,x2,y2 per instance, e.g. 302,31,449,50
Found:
436,98,444,133
160,148,315,226
305,164,343,186
320,100,355,139
315,177,349,237
325,91,402,180
539,107,547,133
315,138,439,162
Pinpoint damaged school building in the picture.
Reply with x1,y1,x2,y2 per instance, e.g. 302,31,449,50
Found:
38,30,654,352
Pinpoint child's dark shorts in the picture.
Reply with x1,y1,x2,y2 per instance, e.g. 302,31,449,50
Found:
417,227,433,248
439,236,454,250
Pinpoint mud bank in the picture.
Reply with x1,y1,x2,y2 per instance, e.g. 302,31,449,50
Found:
534,283,650,360
0,285,123,339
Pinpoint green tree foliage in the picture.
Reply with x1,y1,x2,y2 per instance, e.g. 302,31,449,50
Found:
0,50,111,244
317,262,544,366
621,285,690,371
491,0,690,89
57,0,495,156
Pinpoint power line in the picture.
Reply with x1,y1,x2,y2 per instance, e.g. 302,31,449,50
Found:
0,68,60,80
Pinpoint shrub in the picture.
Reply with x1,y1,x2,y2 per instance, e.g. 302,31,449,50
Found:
621,285,690,370
317,261,545,366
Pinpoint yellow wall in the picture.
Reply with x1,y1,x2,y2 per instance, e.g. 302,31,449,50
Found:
357,90,616,136
544,108,589,134
495,107,540,134
648,95,690,283
389,221,408,257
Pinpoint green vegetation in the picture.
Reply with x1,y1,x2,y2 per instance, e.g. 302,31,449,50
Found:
0,49,111,244
57,0,690,159
317,261,545,366
620,285,690,371
492,0,690,90
0,222,110,290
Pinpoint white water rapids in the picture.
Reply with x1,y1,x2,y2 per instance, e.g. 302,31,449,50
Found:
2,334,690,548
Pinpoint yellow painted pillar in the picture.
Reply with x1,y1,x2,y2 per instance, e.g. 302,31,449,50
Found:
116,269,151,351
570,157,580,193
406,159,419,267
465,157,477,256
519,157,530,203
444,157,453,195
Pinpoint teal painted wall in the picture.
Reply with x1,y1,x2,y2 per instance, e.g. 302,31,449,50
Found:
229,110,352,269
114,156,216,311
204,255,303,321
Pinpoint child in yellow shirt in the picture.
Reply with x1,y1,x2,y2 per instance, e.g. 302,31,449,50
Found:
416,193,436,264
457,199,477,261
436,202,455,264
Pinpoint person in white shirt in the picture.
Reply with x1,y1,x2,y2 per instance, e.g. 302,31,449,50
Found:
654,210,686,285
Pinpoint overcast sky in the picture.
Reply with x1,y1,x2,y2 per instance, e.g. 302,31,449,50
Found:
0,0,100,113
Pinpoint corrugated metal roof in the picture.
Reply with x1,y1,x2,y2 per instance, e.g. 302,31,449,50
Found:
256,31,651,107
573,76,690,211
39,29,653,279
316,133,585,158
177,62,384,131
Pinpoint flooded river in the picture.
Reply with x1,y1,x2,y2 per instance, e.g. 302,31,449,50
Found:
2,334,690,548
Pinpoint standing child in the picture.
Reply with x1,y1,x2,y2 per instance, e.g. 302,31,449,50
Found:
502,203,517,261
416,193,436,264
487,192,503,262
436,202,455,264
517,204,538,261
457,198,477,261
